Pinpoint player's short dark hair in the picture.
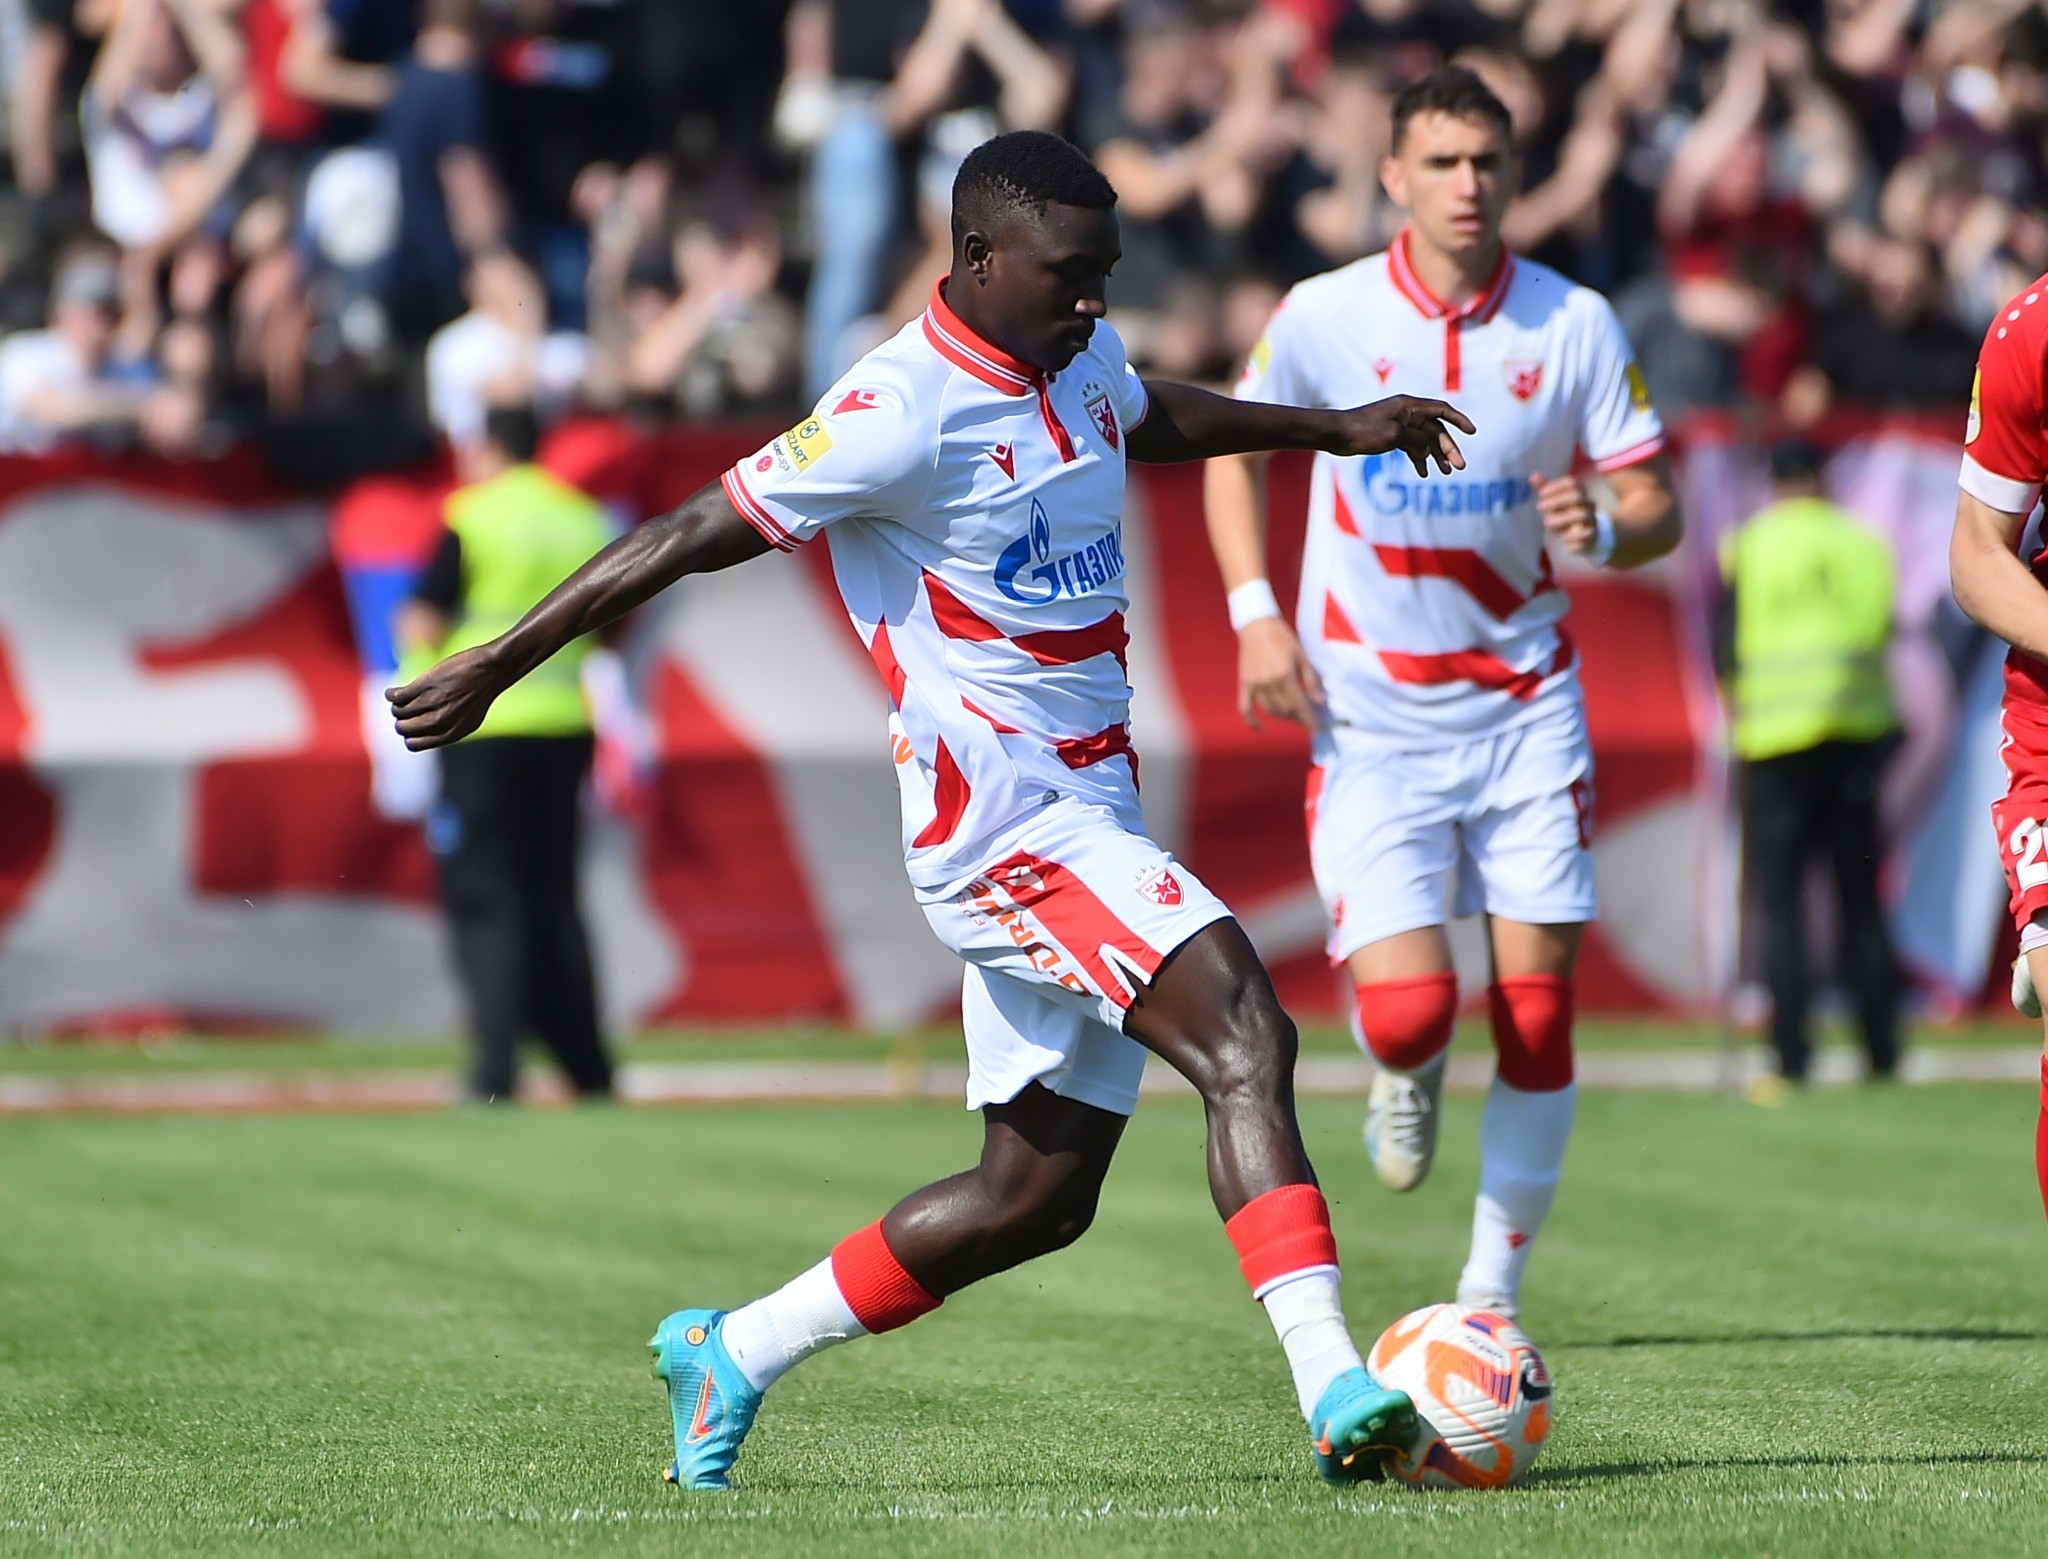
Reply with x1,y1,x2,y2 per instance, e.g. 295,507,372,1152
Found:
951,130,1117,243
483,403,541,462
1390,65,1514,152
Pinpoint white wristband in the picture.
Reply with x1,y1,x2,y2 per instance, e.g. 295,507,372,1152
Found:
1227,579,1283,631
1586,509,1618,567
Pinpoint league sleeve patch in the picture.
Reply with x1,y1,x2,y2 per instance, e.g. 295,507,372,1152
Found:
754,415,834,485
1967,369,1982,445
1625,361,1653,413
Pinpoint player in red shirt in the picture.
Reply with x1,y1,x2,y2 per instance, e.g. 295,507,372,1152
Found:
1950,272,2048,1222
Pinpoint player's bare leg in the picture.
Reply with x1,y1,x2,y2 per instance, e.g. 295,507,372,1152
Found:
1455,916,1581,1318
1119,918,1418,1481
1349,928,1459,1192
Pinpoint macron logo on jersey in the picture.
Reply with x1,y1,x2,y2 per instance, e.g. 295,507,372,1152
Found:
1358,451,1533,518
995,499,1127,604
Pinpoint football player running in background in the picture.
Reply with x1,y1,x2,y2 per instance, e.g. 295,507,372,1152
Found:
1949,270,2048,1225
1204,67,1681,1320
392,131,1477,1490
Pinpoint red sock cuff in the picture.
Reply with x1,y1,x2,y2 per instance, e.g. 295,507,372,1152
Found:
830,1221,942,1334
1224,1183,1339,1297
1354,973,1459,1071
1490,974,1575,1092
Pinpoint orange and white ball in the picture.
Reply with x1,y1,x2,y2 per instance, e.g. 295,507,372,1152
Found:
1366,1303,1553,1489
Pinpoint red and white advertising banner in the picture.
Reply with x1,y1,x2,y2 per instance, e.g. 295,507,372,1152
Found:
0,420,1981,1035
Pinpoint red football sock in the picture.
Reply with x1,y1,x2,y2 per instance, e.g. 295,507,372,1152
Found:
2036,1058,2048,1226
1353,973,1459,1072
1490,975,1576,1092
1224,1183,1340,1298
829,1220,941,1334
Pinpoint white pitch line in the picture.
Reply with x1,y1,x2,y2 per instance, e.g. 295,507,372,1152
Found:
0,1045,2036,1116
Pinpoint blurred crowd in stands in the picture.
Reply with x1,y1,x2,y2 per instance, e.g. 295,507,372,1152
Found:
0,0,2040,469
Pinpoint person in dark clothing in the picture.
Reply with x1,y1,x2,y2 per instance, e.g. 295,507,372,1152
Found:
398,403,615,1101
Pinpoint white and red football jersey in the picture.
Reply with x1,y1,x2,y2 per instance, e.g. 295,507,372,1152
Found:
1959,271,2048,745
1237,231,1665,745
723,282,1151,891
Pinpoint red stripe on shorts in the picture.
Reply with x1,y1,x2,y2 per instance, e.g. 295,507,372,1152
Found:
981,849,1164,1008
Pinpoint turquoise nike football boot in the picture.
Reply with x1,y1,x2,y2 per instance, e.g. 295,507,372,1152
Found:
1308,1366,1419,1483
649,1309,762,1490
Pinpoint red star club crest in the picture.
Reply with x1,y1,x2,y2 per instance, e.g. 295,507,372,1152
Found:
1504,361,1544,401
1085,391,1120,450
1137,865,1182,906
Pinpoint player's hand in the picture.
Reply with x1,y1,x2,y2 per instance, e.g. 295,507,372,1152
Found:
1238,615,1326,730
1533,471,1597,555
386,645,514,751
1329,396,1475,477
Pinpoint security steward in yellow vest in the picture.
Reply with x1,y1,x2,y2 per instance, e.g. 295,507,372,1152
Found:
1719,439,1900,1087
399,404,616,1102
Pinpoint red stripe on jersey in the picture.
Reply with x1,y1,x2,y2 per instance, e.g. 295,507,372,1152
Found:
924,573,1129,670
1332,480,1362,537
1016,613,1130,671
982,849,1162,1007
1322,593,1364,644
1373,543,1528,620
867,621,907,706
911,737,971,846
923,573,1006,642
1055,722,1139,786
1037,382,1077,463
721,469,797,550
1377,637,1577,700
1378,647,1544,700
1443,320,1462,393
1304,763,1327,836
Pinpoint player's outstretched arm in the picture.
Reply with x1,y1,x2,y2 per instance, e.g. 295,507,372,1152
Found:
1952,490,2048,660
1129,378,1474,476
386,481,772,750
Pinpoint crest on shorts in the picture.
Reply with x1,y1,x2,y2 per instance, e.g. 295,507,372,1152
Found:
1135,864,1183,907
1085,388,1120,450
1504,360,1544,401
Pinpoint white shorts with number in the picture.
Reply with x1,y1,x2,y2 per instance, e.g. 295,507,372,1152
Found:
919,797,1232,1118
1309,698,1597,964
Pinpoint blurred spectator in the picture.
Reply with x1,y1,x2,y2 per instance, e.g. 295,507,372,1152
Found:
425,247,587,450
0,242,192,450
80,0,256,259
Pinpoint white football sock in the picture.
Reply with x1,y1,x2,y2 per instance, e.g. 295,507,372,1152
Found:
1258,1266,1365,1419
1457,1080,1576,1311
718,1259,867,1392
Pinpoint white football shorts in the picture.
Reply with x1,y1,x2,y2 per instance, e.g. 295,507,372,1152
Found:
920,796,1231,1118
1309,698,1597,963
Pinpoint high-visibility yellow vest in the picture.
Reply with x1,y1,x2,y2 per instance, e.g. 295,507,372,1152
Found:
404,463,612,739
1721,497,1896,762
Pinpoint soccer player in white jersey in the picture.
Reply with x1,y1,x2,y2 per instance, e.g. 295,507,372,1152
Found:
1205,67,1681,1320
390,131,1478,1490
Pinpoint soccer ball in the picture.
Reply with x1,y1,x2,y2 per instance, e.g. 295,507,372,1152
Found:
1366,1303,1553,1489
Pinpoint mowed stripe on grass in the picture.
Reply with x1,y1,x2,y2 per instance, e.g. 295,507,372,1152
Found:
1,1088,2043,1557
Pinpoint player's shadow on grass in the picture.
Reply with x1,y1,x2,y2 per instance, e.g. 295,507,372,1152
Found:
1526,1450,2047,1487
1560,1326,2047,1349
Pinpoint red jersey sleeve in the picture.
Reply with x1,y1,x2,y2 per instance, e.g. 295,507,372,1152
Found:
1961,281,2048,516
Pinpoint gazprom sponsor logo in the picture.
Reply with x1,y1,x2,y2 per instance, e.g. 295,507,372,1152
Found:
995,498,1126,603
1357,452,1532,518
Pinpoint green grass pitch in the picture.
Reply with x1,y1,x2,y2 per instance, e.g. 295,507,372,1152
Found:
3,1085,2045,1557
